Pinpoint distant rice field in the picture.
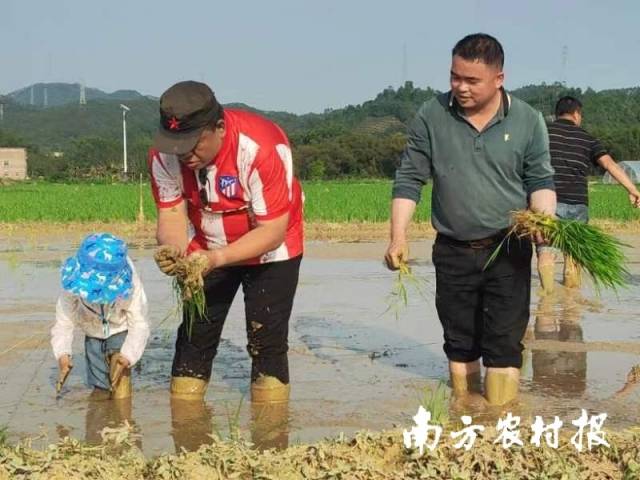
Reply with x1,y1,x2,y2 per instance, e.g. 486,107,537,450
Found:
0,180,638,223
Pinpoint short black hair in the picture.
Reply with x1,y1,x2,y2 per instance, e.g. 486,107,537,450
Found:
555,96,582,117
209,103,225,129
452,33,504,69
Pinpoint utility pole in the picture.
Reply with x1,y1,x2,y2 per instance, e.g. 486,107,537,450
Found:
120,104,130,175
80,83,87,105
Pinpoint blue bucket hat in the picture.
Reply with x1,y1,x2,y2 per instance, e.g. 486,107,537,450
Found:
61,233,133,304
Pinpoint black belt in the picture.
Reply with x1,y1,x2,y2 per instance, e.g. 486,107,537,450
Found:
436,229,509,249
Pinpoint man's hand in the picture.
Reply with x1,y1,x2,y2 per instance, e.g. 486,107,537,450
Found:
629,191,640,208
532,213,556,246
154,245,182,276
199,249,223,276
384,240,409,271
532,231,547,246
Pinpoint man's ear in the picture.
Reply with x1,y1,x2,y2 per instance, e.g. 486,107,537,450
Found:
495,70,505,89
574,111,583,125
216,119,226,138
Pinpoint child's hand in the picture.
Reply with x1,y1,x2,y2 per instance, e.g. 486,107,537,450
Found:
110,353,130,389
56,355,73,394
154,245,182,276
115,354,130,369
58,354,72,373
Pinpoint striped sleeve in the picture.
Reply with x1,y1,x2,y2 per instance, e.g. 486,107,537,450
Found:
590,137,607,165
148,149,184,208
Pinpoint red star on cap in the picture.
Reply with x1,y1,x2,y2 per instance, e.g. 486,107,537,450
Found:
168,117,180,130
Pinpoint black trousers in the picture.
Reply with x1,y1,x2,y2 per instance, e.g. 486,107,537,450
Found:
433,235,531,369
171,255,302,384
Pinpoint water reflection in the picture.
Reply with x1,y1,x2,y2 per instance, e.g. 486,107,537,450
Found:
531,290,587,397
170,397,214,452
251,401,290,451
84,391,141,449
168,397,291,452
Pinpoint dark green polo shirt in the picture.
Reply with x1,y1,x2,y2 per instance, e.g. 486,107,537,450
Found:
392,90,554,241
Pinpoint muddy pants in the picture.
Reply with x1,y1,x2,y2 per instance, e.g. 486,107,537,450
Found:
171,255,302,384
433,233,531,369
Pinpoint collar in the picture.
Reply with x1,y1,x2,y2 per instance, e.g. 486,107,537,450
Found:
80,299,115,316
555,117,577,126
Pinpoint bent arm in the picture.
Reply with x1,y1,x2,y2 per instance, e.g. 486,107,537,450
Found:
205,212,289,268
156,200,190,252
119,277,150,366
598,154,640,196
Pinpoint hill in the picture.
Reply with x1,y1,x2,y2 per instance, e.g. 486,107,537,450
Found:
7,83,147,108
1,81,640,180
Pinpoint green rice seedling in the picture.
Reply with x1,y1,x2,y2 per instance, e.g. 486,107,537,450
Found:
156,247,208,339
172,276,206,340
173,254,208,339
486,210,630,291
211,396,245,443
385,260,429,320
417,380,450,426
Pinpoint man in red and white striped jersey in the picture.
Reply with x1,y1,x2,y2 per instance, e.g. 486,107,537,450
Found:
149,81,303,405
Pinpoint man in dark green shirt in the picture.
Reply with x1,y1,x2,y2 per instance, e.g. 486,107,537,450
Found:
385,33,556,407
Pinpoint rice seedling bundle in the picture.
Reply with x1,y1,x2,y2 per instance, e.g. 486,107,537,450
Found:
156,246,208,338
489,210,630,291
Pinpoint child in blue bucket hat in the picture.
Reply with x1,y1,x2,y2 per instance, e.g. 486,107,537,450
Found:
51,233,150,399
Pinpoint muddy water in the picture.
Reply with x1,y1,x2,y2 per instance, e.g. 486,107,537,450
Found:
0,236,638,456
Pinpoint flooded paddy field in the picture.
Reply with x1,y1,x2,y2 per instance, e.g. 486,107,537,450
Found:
0,232,638,460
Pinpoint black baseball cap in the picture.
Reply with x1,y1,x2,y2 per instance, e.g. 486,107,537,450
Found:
153,81,223,155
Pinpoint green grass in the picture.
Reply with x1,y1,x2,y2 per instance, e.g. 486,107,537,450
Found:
587,183,640,221
0,180,638,223
302,180,432,223
0,182,156,222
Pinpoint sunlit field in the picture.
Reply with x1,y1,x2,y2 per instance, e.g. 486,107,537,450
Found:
0,181,638,223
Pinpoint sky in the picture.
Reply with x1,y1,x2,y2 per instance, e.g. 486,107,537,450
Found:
1,0,639,114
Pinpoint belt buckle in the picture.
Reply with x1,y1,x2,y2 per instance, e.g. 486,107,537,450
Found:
468,238,491,249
